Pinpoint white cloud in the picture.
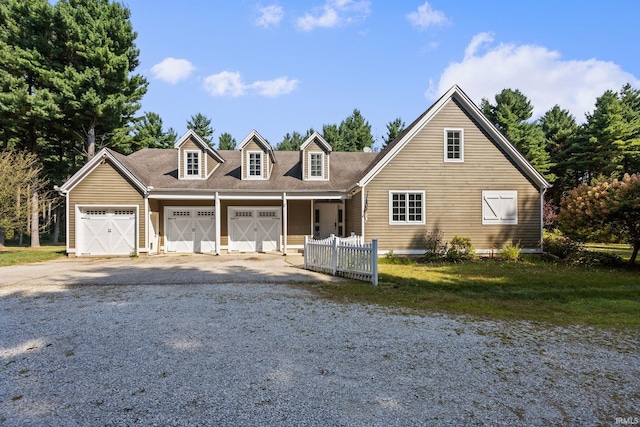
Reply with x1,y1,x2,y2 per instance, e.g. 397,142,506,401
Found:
203,72,299,98
255,4,284,29
427,34,640,122
407,2,449,30
296,0,370,31
251,77,299,97
150,58,194,84
203,71,246,97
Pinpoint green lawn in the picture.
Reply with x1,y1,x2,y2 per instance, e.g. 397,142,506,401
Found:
300,258,640,331
586,243,634,261
0,245,66,267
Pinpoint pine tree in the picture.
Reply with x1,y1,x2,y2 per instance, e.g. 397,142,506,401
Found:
481,89,553,181
187,113,214,145
276,129,313,151
131,112,177,152
218,133,237,150
54,0,148,161
382,117,405,148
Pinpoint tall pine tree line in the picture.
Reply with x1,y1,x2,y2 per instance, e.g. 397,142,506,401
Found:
0,0,148,245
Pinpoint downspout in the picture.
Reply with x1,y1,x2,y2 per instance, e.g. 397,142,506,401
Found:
540,187,547,254
361,185,366,241
144,193,149,255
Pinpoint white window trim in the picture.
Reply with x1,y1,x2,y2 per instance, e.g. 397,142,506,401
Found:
482,190,518,225
184,150,203,179
444,128,464,163
307,151,325,180
388,190,426,225
246,151,263,180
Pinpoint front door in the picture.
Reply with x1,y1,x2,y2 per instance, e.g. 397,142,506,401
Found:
315,203,343,239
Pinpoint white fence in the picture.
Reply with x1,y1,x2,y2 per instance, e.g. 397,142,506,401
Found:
304,234,378,285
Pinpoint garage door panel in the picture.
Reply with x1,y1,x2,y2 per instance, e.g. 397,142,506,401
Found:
256,211,279,252
229,207,280,252
166,208,216,253
195,211,216,253
79,208,136,256
230,211,256,252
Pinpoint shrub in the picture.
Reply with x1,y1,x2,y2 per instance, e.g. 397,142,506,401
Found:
446,235,476,262
567,251,624,268
424,229,446,262
501,242,521,261
543,230,584,259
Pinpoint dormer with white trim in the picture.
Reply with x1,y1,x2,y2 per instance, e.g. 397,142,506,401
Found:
300,132,331,181
239,130,276,180
175,129,225,180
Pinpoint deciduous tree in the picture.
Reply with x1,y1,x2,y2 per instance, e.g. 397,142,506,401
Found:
0,151,44,246
559,174,640,265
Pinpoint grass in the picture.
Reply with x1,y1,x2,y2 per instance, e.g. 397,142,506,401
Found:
300,257,640,331
0,245,66,267
585,243,634,261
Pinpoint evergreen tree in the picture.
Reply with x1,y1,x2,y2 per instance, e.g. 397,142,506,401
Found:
322,123,342,150
322,109,373,152
218,132,237,150
276,129,314,151
582,87,640,178
481,89,553,181
131,112,177,152
338,109,374,152
187,113,214,145
539,105,579,202
382,117,405,148
54,0,148,161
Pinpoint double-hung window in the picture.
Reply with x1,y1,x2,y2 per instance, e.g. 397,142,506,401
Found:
309,152,323,179
185,151,200,177
389,191,425,224
248,152,262,178
444,129,464,162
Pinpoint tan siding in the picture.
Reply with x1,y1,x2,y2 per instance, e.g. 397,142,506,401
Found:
206,152,217,176
347,191,363,236
68,162,145,251
287,200,311,244
364,99,542,251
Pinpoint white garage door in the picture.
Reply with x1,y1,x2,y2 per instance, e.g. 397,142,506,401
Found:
228,207,280,252
165,207,216,253
78,208,136,256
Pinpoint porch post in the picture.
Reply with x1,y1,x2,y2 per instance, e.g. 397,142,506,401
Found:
144,194,149,255
215,192,221,255
282,192,288,255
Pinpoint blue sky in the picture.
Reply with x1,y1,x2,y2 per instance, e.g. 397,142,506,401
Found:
126,0,640,149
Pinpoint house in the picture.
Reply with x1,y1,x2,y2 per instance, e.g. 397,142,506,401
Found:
56,85,551,257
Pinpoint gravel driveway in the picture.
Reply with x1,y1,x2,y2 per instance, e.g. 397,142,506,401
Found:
1,256,638,426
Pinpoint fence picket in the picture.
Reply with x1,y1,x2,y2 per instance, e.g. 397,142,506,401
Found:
304,235,378,285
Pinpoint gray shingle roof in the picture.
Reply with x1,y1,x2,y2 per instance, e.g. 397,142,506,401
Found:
120,148,378,193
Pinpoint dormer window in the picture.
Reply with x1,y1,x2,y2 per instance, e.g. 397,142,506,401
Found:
309,152,323,179
185,150,200,177
248,151,262,178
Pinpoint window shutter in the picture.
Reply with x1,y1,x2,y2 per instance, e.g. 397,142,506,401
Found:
482,191,517,225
